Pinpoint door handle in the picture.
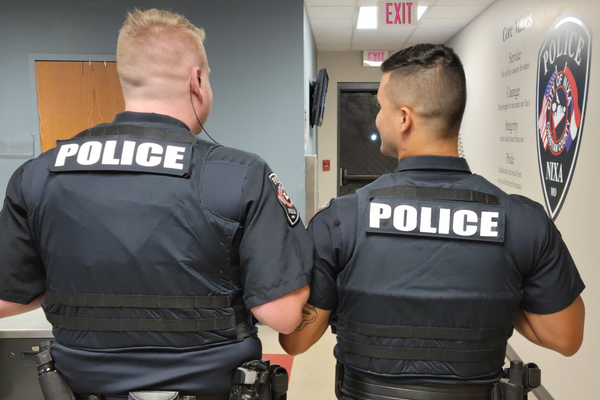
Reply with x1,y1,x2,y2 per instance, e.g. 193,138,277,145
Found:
341,169,380,186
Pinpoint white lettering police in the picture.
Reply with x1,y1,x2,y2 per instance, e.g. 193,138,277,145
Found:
55,140,187,170
369,203,500,238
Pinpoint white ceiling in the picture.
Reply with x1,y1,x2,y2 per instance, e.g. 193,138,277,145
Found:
305,0,497,51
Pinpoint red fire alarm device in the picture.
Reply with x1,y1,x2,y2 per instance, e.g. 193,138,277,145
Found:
323,160,330,171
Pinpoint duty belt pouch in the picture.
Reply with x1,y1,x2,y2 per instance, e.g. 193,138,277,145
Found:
335,362,344,400
129,391,179,400
229,359,288,400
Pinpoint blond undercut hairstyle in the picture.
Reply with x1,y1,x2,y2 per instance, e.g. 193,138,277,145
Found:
381,44,467,137
117,9,206,88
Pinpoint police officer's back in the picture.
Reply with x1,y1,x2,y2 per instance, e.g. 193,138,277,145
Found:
279,44,585,400
0,9,312,398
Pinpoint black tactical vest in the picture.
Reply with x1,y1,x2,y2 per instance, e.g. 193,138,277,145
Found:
334,172,521,382
22,123,254,350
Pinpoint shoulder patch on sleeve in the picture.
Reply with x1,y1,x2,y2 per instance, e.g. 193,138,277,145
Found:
316,199,333,214
268,172,299,226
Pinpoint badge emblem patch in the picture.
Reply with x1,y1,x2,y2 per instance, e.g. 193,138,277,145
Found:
268,173,299,226
536,13,592,220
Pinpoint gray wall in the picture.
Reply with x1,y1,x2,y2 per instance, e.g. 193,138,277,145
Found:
0,0,308,217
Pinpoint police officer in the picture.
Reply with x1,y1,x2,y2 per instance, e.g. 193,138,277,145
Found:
280,44,585,400
0,9,312,399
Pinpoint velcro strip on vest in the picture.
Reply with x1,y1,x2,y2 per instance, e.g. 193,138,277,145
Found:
49,135,193,177
44,292,231,309
340,339,506,363
340,319,508,341
45,313,235,332
367,187,505,243
368,186,500,205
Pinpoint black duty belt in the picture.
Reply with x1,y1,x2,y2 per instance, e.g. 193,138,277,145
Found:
341,370,495,400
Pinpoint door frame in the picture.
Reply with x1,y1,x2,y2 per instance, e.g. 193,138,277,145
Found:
337,82,380,196
28,54,116,156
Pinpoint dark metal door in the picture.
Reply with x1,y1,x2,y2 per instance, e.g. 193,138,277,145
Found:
338,83,398,196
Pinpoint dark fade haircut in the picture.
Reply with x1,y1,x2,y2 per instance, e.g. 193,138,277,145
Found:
380,44,467,135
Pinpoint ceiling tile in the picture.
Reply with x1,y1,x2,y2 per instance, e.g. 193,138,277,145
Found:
417,17,473,29
410,27,461,37
309,6,356,19
312,28,353,38
354,28,415,38
425,5,488,19
353,36,408,44
311,18,355,29
405,36,451,45
306,0,498,52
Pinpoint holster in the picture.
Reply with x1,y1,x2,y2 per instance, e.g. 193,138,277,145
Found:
37,370,77,400
493,361,541,400
229,359,288,400
33,340,76,400
335,362,344,400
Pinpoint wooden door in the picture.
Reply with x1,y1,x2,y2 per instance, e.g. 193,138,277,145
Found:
35,61,125,152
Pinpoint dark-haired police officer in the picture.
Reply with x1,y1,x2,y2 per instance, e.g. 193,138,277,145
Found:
280,44,585,400
0,9,311,399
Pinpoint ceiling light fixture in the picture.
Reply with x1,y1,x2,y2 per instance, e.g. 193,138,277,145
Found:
357,6,377,29
418,6,428,20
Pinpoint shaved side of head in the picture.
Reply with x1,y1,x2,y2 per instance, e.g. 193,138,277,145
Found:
117,9,206,102
381,44,467,137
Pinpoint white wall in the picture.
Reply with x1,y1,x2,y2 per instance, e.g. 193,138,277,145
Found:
448,1,599,398
304,5,318,156
315,52,383,213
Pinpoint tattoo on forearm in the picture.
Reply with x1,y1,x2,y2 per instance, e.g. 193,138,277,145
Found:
295,304,318,331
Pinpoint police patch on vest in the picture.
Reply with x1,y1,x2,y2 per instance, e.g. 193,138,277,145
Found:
536,13,592,220
268,172,299,226
367,198,505,242
49,136,193,177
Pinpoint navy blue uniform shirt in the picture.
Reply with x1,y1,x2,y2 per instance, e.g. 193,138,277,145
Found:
309,155,584,318
0,112,313,396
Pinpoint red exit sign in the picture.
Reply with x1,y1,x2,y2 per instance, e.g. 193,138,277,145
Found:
378,1,418,28
363,51,389,67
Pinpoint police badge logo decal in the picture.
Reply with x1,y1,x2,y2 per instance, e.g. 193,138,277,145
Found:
268,173,300,226
536,13,592,220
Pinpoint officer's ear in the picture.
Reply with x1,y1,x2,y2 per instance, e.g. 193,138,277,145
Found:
398,106,414,134
190,67,203,99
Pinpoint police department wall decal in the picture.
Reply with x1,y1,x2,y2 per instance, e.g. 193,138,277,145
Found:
536,13,592,220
